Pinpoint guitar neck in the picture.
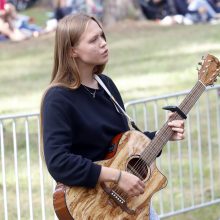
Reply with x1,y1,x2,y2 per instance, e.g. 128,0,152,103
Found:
140,80,206,165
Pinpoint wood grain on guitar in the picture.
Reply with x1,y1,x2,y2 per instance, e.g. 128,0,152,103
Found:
53,54,220,220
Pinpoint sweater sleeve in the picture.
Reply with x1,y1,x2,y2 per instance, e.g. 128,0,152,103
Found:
144,131,156,140
42,88,101,188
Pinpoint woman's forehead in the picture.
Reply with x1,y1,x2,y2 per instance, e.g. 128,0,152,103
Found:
82,19,103,38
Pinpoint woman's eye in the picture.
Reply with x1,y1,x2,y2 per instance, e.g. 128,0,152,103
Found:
90,37,97,42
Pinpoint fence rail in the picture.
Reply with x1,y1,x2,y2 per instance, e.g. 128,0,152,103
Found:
125,84,220,218
1,85,220,219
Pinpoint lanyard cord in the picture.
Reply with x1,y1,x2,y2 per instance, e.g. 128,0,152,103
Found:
94,74,142,132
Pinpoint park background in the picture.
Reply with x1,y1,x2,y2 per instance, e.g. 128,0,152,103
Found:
1,1,220,219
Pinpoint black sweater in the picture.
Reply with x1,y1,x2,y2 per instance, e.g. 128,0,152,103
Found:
42,74,156,188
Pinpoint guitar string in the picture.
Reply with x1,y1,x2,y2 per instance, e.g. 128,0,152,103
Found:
140,81,204,164
112,119,176,200
140,82,204,165
112,93,200,200
130,94,191,173
114,59,216,199
113,84,199,198
131,58,213,178
126,82,205,183
138,84,205,177
131,99,190,172
110,60,214,201
125,77,208,177
112,81,206,201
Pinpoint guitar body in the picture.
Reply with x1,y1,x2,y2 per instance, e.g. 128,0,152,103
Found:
53,130,168,220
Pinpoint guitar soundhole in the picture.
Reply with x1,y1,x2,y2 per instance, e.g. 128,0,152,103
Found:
126,157,150,181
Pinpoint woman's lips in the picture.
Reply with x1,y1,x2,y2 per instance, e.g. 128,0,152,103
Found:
102,49,108,55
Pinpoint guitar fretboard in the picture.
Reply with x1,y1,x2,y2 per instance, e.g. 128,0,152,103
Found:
140,81,206,165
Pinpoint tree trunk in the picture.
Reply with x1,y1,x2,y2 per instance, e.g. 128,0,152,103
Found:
102,0,143,26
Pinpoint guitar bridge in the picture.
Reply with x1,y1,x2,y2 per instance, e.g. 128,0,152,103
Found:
110,190,126,205
100,182,136,215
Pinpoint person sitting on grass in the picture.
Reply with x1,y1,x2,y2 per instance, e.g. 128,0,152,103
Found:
0,0,27,41
186,0,220,23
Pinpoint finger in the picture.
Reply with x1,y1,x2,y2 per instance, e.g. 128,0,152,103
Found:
171,127,184,133
138,180,145,189
129,189,140,197
135,182,145,193
168,112,174,117
168,120,184,126
137,184,145,194
134,188,143,196
168,120,184,128
172,133,185,140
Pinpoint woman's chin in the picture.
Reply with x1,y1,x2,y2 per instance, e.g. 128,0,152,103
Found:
96,58,108,65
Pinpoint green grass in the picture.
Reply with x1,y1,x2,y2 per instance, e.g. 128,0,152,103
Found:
22,5,52,27
1,22,220,114
1,16,220,220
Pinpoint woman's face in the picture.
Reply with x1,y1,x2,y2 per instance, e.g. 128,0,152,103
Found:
73,19,108,66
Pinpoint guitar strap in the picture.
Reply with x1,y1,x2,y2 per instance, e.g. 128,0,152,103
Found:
94,74,142,132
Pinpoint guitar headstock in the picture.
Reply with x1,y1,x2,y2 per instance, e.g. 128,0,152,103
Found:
198,54,220,86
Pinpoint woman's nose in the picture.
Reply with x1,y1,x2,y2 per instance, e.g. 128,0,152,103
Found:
100,38,107,47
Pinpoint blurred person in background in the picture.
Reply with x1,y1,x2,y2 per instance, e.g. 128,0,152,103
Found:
139,0,190,25
46,0,103,32
53,0,103,20
171,0,188,15
0,0,27,41
186,0,220,23
139,0,171,20
139,0,188,21
207,0,220,12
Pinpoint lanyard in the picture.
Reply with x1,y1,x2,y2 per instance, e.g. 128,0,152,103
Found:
94,74,141,131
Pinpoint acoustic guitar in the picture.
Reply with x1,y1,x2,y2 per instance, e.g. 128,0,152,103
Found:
53,54,220,220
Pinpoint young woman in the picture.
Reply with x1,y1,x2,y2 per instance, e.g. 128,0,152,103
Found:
41,13,185,219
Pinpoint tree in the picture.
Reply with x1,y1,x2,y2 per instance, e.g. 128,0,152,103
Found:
102,0,143,26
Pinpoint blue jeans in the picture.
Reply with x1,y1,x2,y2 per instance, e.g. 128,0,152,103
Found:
150,206,160,220
187,0,217,22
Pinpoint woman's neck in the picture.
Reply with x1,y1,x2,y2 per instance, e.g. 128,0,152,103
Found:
75,59,99,89
79,67,98,89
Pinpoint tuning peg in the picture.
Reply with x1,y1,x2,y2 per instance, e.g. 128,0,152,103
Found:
198,62,202,65
196,67,200,71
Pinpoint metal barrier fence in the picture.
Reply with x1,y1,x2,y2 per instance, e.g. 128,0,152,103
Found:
0,113,57,220
0,85,220,220
125,84,220,219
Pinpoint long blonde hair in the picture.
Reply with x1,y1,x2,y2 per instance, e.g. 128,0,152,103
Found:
40,13,106,159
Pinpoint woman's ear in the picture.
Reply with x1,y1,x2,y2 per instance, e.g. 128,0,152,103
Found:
69,47,78,58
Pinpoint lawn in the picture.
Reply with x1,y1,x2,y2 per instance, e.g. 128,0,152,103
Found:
1,20,220,115
1,10,220,220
